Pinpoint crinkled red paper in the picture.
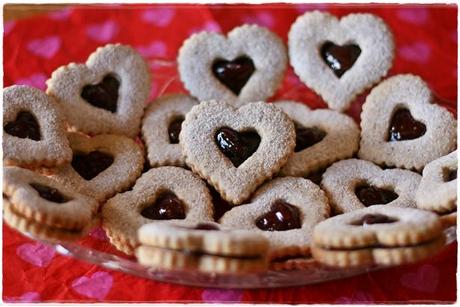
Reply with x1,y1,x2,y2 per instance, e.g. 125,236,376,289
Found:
3,3,457,303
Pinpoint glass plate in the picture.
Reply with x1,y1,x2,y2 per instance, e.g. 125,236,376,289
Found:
21,225,456,289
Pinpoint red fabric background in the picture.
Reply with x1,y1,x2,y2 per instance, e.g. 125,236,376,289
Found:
3,3,457,303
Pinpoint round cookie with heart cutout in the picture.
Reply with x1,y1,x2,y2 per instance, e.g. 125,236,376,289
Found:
180,100,296,205
321,159,421,214
51,132,144,202
219,177,330,260
3,85,72,169
416,150,457,216
358,74,457,170
3,166,98,242
311,205,445,267
46,44,151,138
102,166,214,255
275,101,360,177
142,94,198,167
288,11,394,112
178,24,287,107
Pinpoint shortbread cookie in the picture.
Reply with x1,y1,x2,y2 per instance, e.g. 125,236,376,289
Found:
102,167,214,255
270,256,316,271
46,44,151,138
311,205,444,267
3,85,72,168
220,177,330,260
439,212,457,228
321,159,421,213
359,74,457,170
51,132,144,202
142,94,198,167
138,221,268,257
417,151,457,214
178,24,287,107
136,246,268,273
288,11,394,111
275,101,360,177
180,100,295,205
3,166,98,242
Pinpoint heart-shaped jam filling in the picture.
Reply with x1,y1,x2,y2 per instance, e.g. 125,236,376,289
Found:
4,111,41,141
215,127,261,167
294,123,326,152
168,116,185,144
71,151,114,180
81,74,120,113
351,213,398,226
320,41,361,78
212,56,255,95
30,183,70,203
355,184,398,207
443,168,457,182
141,191,186,220
255,200,302,231
387,109,426,142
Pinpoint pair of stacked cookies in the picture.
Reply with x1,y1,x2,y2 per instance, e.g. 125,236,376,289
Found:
3,10,457,273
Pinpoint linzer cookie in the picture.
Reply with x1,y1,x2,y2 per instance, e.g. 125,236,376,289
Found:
137,221,268,257
142,94,198,167
220,177,330,260
180,100,295,205
136,221,269,273
46,44,151,138
3,85,72,168
3,166,98,242
321,159,421,214
51,132,144,202
359,74,457,170
275,101,360,177
102,167,214,255
416,150,457,215
178,24,287,107
288,11,394,111
311,205,445,267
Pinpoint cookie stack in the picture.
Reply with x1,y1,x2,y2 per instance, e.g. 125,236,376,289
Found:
3,11,457,274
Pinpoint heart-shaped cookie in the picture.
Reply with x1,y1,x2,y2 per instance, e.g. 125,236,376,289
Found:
416,150,457,214
288,11,394,111
3,166,98,242
178,24,287,107
312,205,444,267
141,94,198,167
102,167,214,255
3,85,72,168
321,159,421,214
219,177,330,259
180,100,295,205
46,44,151,138
358,74,457,170
275,101,360,177
51,132,144,202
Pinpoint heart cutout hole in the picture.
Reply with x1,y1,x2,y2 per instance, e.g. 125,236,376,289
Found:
4,111,41,141
212,56,255,95
71,150,114,180
168,116,185,144
215,127,261,167
443,167,457,182
387,108,427,142
355,184,398,207
141,191,186,220
350,213,399,226
294,123,326,152
81,74,120,113
320,41,361,78
30,182,71,203
255,199,302,231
